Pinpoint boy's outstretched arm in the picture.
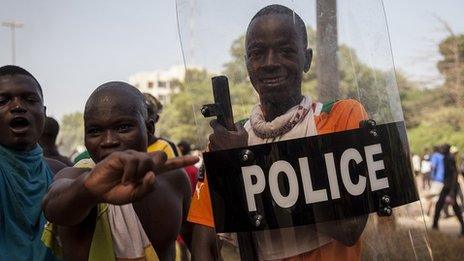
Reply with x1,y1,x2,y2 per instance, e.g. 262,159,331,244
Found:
42,151,198,227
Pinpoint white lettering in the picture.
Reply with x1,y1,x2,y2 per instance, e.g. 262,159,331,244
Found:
242,165,266,211
324,153,340,199
269,161,299,208
241,145,389,212
365,144,389,191
299,157,328,203
340,148,366,196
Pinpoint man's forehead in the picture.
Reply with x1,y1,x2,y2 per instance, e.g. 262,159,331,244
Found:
0,74,39,88
86,94,143,119
88,96,139,113
246,14,301,44
0,74,42,96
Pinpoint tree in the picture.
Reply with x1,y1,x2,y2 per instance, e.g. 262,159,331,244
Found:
57,112,85,156
316,0,339,101
408,107,464,154
223,35,248,85
157,68,213,149
437,33,464,107
406,24,464,153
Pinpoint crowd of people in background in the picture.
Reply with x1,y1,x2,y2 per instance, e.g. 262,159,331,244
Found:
412,144,464,235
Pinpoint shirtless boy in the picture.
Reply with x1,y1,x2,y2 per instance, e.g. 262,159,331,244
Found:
42,82,197,261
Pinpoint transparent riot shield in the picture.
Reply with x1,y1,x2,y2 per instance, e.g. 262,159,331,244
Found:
175,0,432,260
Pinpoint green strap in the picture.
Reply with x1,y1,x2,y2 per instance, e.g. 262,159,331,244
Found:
42,204,116,261
321,100,337,114
89,204,116,261
237,118,249,127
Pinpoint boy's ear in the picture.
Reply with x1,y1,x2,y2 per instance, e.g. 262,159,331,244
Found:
304,48,313,73
146,118,155,135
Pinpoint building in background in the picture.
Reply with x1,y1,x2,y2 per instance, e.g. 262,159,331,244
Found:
129,65,186,105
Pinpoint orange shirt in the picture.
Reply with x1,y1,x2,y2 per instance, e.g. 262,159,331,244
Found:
188,99,368,260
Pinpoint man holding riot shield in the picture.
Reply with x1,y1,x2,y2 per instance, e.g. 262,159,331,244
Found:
188,5,369,260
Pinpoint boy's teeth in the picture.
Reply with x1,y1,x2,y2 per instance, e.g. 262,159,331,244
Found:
263,77,284,84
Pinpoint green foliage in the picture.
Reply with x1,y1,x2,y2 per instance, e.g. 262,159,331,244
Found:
223,35,248,85
400,87,451,129
436,34,464,107
57,112,84,156
338,45,397,123
157,68,213,149
407,33,464,154
437,34,464,83
408,107,464,154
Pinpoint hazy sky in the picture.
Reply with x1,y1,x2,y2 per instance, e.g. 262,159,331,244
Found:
1,0,463,120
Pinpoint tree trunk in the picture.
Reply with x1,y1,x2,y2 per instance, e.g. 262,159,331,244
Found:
316,0,339,102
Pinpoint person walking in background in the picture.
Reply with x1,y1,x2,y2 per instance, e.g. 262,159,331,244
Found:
39,116,73,166
442,146,463,217
450,146,464,210
431,145,445,185
412,153,421,176
426,146,445,215
432,144,464,236
420,149,432,190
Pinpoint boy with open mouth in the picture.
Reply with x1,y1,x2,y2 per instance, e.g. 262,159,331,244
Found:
0,65,66,261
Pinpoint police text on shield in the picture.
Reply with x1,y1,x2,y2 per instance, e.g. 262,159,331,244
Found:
242,143,388,212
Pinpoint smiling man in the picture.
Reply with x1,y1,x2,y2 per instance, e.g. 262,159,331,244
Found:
0,65,65,261
42,82,198,261
188,5,368,261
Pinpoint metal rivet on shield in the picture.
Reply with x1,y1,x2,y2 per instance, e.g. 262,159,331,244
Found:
240,149,254,164
366,119,376,128
253,214,264,228
377,194,393,217
377,206,392,217
381,206,392,216
359,119,377,129
200,106,210,117
381,195,391,205
384,207,392,215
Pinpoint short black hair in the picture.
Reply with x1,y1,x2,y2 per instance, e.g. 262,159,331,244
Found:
143,93,163,119
42,116,60,138
0,65,43,98
442,144,451,154
178,140,191,154
85,81,148,120
249,4,308,48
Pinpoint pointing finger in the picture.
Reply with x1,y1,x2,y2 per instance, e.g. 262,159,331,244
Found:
148,151,168,165
160,155,200,173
